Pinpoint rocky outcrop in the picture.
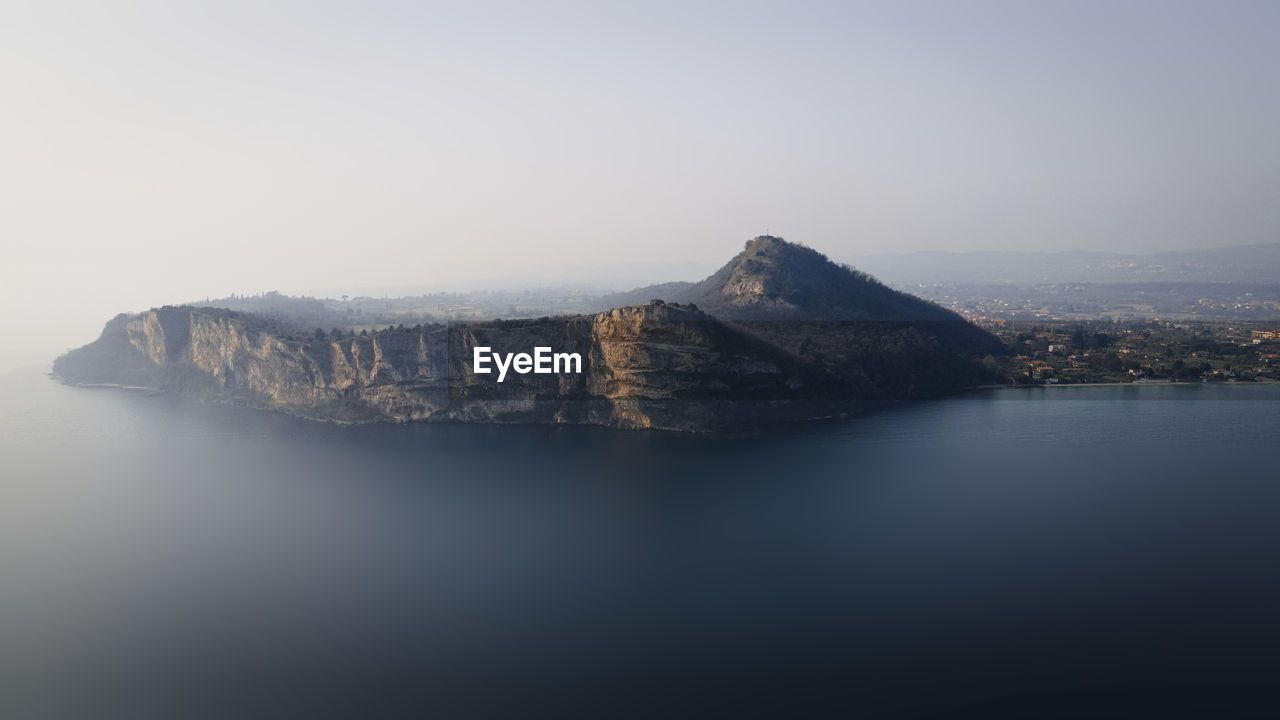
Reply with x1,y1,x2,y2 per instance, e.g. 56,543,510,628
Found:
54,302,846,431
54,237,1004,430
607,236,1006,400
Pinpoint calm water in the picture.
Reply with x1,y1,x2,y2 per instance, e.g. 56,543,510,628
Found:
2,370,1279,718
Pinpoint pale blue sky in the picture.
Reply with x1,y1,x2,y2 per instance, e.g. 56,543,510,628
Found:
2,1,1278,364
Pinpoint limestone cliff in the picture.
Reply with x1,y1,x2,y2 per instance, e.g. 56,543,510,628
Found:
55,237,1004,430
55,302,845,431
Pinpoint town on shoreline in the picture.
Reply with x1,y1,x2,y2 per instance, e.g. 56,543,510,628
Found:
981,320,1279,385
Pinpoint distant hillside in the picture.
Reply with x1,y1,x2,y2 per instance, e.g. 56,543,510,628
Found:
597,281,696,310
844,243,1280,286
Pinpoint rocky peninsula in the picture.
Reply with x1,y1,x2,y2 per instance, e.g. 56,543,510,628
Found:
55,237,1003,431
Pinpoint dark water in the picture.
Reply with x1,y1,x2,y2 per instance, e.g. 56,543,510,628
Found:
2,371,1279,718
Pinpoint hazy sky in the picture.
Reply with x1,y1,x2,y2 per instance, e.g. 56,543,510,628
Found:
3,1,1279,366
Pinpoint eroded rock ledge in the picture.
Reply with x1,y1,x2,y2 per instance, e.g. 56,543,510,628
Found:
54,302,849,431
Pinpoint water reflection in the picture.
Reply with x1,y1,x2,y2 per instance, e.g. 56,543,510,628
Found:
2,372,1278,717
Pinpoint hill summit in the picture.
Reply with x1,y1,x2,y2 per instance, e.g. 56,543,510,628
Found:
606,235,1004,400
676,236,966,322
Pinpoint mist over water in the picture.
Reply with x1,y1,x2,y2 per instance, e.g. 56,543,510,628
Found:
2,371,1279,717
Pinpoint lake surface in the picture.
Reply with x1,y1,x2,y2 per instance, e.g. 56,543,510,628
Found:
2,371,1279,718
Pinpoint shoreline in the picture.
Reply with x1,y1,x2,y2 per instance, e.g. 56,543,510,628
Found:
980,380,1280,390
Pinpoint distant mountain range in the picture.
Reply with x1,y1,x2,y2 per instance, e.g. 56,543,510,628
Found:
842,243,1280,286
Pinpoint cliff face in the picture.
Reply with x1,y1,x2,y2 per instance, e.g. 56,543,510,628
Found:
55,303,840,431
